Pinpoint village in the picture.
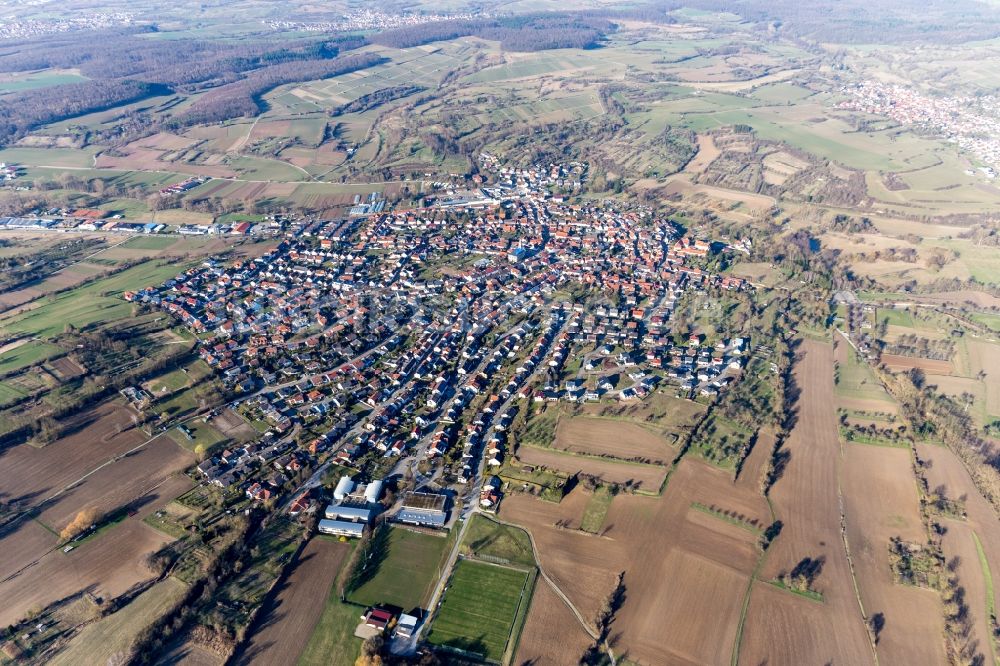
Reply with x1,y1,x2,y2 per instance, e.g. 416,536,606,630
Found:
108,155,755,655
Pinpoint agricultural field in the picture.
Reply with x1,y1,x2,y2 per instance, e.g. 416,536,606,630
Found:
426,559,533,663
842,443,947,664
916,441,1000,664
461,514,535,568
0,519,174,627
740,340,875,665
0,259,190,339
35,435,194,534
49,577,189,666
553,415,676,463
0,341,63,375
348,525,450,612
235,538,351,665
503,443,771,665
0,400,146,516
297,539,362,666
834,332,899,412
514,579,594,666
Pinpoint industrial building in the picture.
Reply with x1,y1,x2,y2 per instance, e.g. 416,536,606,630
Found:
318,519,365,538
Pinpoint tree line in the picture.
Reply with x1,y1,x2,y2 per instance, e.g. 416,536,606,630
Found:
370,13,615,51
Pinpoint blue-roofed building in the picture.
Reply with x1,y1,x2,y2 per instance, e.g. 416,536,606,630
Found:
395,491,447,528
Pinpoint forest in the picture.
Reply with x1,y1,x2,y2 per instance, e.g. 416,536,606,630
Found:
0,30,369,144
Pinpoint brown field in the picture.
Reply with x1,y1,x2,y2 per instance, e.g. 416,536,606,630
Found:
0,401,146,510
134,474,197,520
910,291,1000,309
47,355,86,380
0,262,109,312
553,416,675,463
684,134,720,174
0,519,171,626
503,488,617,630
741,581,854,665
96,147,239,178
837,395,901,416
210,408,257,443
138,132,197,151
0,519,58,582
515,445,667,490
917,441,1000,663
880,353,954,374
636,548,748,664
740,339,875,665
842,443,947,664
515,579,594,665
233,538,350,665
577,393,706,432
504,453,770,664
967,340,1000,417
0,286,42,309
155,639,224,666
37,434,194,533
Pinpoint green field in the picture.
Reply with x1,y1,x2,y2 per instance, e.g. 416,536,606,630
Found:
298,538,361,666
146,359,211,397
580,485,616,534
0,146,99,168
878,308,916,328
0,342,63,374
168,418,229,453
835,338,896,404
0,71,88,94
0,380,28,405
461,514,536,568
120,235,176,251
349,526,449,612
426,559,532,662
0,260,190,339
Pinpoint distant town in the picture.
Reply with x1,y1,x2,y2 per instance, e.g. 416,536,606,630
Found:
840,82,1000,177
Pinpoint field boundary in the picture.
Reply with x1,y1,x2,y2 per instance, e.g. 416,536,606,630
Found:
690,502,764,534
972,531,999,664
766,579,825,603
520,442,669,470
